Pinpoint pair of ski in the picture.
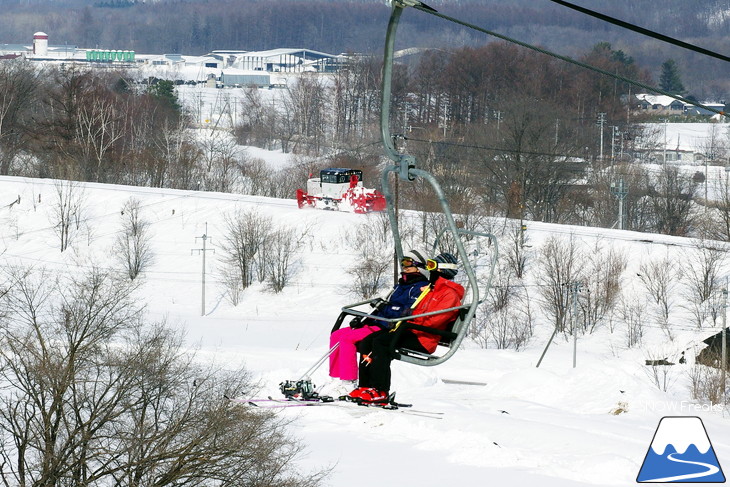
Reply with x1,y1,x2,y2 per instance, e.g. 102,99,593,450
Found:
231,394,444,419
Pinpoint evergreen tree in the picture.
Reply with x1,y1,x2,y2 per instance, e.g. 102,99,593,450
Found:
149,79,181,112
659,59,685,94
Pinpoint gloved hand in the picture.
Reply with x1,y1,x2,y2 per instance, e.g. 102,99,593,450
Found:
369,298,387,311
349,316,364,328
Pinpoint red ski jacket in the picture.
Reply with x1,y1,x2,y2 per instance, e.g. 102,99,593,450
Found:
408,277,465,353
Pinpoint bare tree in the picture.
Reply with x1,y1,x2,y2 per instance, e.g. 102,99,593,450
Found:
115,197,154,280
199,129,241,192
638,256,679,340
220,209,271,290
234,86,278,150
707,167,730,240
681,240,727,328
688,364,726,405
263,226,307,293
696,123,728,204
643,349,677,392
472,268,533,350
620,295,645,348
0,266,325,487
579,242,626,333
75,83,126,182
344,216,394,299
0,61,39,175
487,304,533,351
469,97,587,223
282,75,329,155
331,56,380,147
221,266,244,306
536,235,584,333
51,180,86,252
649,165,697,236
153,117,203,190
505,222,530,279
240,157,271,196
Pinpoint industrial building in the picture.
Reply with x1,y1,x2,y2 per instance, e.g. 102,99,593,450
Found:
0,32,349,87
0,32,87,61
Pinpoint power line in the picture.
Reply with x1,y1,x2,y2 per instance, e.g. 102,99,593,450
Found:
411,5,726,117
546,0,730,64
404,135,581,160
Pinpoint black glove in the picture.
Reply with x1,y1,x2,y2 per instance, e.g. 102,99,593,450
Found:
370,298,387,311
349,316,364,329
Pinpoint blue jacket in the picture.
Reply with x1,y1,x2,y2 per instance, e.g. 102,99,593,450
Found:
373,274,428,328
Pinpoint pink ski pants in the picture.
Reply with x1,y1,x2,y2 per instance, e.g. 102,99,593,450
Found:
329,324,381,381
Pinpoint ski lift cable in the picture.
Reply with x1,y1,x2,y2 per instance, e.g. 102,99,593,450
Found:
404,135,586,160
408,4,726,117
545,0,730,64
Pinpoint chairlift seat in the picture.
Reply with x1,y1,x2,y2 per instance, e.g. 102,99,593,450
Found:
390,308,469,362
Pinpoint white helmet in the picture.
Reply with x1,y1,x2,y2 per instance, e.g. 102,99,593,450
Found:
401,249,430,278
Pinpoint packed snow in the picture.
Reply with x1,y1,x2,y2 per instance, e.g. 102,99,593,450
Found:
0,166,728,486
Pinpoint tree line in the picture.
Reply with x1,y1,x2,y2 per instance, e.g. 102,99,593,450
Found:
233,40,730,240
0,62,205,188
2,0,730,95
1,37,728,239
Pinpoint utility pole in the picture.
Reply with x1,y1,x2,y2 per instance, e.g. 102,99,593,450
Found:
192,223,215,316
610,126,619,178
663,119,668,166
705,143,715,204
610,179,629,230
571,282,582,368
597,113,606,162
611,126,616,162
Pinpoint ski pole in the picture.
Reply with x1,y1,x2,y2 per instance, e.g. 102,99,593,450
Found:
299,343,339,380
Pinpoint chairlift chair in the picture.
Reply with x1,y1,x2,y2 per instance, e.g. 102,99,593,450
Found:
331,3,498,366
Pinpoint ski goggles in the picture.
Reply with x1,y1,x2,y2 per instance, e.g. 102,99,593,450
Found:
401,257,457,272
400,257,424,268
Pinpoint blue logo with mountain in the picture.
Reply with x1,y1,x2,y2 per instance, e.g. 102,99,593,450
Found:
637,416,725,483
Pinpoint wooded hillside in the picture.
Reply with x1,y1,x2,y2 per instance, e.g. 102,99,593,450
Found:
1,0,730,96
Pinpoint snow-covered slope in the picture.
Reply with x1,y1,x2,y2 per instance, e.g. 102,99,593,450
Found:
0,174,727,487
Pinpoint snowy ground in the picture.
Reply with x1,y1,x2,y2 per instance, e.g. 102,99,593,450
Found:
0,173,728,487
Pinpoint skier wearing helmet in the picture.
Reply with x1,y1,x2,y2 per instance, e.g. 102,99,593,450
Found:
350,252,464,403
327,249,430,395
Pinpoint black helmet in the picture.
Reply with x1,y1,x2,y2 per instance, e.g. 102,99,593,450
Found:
433,252,458,279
